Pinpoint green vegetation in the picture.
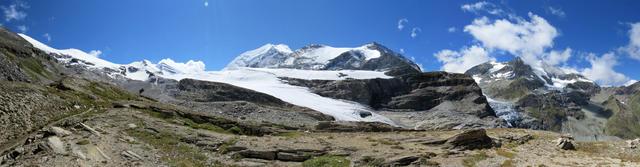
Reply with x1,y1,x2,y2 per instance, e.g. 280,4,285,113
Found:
604,95,640,139
575,142,611,154
302,155,350,167
462,150,490,167
76,140,90,145
496,148,516,158
126,128,222,167
497,78,536,100
274,131,302,137
526,107,567,131
178,117,245,135
500,160,514,167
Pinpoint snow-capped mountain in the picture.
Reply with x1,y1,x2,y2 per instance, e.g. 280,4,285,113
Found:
17,33,401,125
464,57,595,129
225,42,422,74
466,57,592,95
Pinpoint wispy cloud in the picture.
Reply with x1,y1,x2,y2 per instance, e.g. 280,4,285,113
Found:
397,18,408,30
16,25,26,33
448,27,456,33
204,1,209,7
461,1,503,15
548,7,566,17
43,33,51,42
88,50,102,57
1,0,28,22
411,27,421,38
461,1,488,12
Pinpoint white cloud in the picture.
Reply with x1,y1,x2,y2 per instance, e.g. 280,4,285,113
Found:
399,48,405,53
16,25,26,33
461,1,489,13
464,13,558,65
448,27,456,33
581,52,632,86
622,22,640,61
88,50,102,57
411,27,421,38
397,18,408,30
42,33,51,42
543,48,572,65
204,1,209,7
461,1,503,15
1,1,28,22
435,45,495,73
158,58,206,74
548,7,566,17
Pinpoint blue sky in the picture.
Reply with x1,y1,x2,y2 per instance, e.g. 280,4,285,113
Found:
2,0,640,85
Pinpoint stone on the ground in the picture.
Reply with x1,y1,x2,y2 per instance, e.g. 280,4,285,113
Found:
121,150,143,160
276,152,310,162
385,155,420,166
79,123,101,136
627,138,640,149
443,128,495,150
555,134,576,150
46,136,66,154
238,149,277,160
49,126,72,137
127,123,137,129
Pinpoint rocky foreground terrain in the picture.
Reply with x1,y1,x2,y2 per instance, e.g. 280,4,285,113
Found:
1,24,640,167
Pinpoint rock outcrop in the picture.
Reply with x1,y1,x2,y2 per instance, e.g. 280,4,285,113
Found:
442,129,496,150
283,71,507,130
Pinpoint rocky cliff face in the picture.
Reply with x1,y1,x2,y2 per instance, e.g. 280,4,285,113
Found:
282,71,507,130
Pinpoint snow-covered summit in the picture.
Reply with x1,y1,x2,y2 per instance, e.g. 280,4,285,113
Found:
224,42,422,73
466,57,592,91
224,43,293,70
19,33,205,81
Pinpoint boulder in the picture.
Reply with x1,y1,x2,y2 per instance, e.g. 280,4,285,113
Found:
555,134,575,150
42,136,66,154
121,150,143,161
627,138,640,149
127,123,137,129
276,152,310,162
385,155,420,166
238,150,277,160
48,127,72,137
443,129,495,150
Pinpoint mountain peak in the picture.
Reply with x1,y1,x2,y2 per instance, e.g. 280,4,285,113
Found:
224,42,421,74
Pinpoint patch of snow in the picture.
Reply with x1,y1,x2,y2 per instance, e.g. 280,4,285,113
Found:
472,75,483,84
489,62,506,73
162,68,398,125
19,33,121,69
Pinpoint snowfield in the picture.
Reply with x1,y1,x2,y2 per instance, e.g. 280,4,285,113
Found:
162,68,399,125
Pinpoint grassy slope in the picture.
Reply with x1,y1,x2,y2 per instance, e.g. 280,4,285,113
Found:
605,95,640,139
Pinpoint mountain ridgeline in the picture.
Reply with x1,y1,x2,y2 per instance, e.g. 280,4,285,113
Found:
2,25,640,166
225,42,423,76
